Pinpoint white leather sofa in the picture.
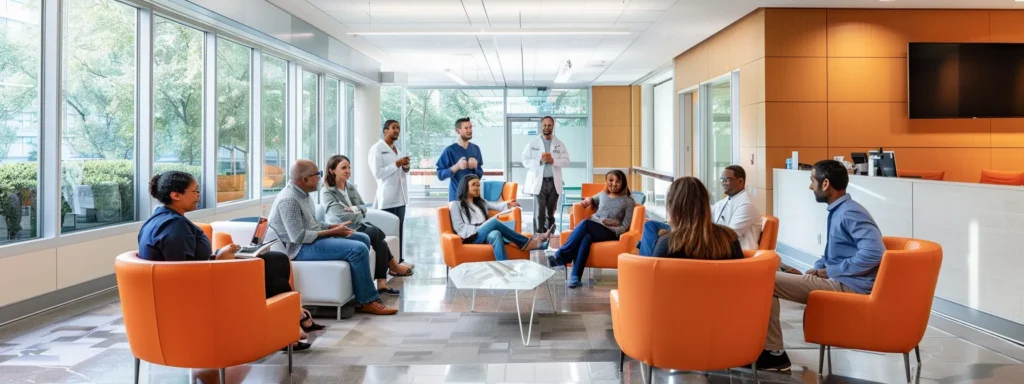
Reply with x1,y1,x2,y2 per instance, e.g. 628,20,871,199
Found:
211,207,401,320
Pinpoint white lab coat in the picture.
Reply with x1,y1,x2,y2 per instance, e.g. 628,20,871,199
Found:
711,189,763,250
367,139,409,209
520,135,570,196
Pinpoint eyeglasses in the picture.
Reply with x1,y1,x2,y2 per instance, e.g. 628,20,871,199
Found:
190,188,200,195
720,177,738,182
305,171,323,179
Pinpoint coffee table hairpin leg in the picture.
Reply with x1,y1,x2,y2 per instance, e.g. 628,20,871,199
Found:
514,289,538,346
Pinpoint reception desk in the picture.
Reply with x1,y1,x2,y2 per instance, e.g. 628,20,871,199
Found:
773,169,1024,343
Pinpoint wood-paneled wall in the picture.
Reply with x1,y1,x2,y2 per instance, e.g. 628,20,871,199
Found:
674,9,768,213
592,85,640,184
764,8,1024,186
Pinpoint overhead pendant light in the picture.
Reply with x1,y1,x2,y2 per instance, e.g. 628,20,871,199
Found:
444,69,469,86
554,60,573,84
347,28,630,36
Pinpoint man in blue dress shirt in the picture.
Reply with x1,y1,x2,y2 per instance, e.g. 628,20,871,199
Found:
753,159,885,372
436,117,484,201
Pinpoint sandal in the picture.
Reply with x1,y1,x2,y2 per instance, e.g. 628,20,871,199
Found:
281,341,312,352
388,267,413,277
300,310,327,332
377,287,401,296
520,234,541,251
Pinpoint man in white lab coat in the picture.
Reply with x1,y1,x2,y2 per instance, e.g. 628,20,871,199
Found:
368,119,412,265
521,116,570,233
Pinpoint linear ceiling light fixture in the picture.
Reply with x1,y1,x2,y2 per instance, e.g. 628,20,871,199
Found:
347,28,630,36
444,69,470,86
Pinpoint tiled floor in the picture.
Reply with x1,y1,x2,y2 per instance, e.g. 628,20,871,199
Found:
0,199,1022,383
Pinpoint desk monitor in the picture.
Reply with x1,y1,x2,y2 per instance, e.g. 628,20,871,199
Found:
851,152,867,164
868,150,897,177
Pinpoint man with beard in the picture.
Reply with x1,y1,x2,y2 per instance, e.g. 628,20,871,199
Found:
751,159,885,372
368,119,413,266
436,117,484,201
521,116,569,233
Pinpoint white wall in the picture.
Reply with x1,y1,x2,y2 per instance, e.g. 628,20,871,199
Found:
774,169,1024,327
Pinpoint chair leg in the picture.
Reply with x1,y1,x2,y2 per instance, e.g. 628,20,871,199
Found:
903,353,912,383
915,345,921,364
337,306,342,322
219,368,226,384
287,344,293,374
133,357,140,384
619,350,625,372
752,361,759,384
827,345,832,374
818,345,825,376
643,363,653,384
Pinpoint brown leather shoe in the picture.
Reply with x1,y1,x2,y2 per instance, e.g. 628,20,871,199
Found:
357,300,398,315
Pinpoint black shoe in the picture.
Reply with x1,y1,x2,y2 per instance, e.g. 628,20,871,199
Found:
281,341,312,352
378,287,400,296
546,254,560,268
751,350,791,372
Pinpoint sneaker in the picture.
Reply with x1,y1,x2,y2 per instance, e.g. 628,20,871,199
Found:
567,274,581,289
751,350,792,372
546,254,560,268
357,300,398,315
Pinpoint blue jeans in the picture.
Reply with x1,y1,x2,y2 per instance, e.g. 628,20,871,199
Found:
467,218,529,261
639,221,671,256
554,219,618,284
294,236,379,305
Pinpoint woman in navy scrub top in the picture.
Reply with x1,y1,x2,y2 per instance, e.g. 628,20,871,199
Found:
138,171,322,351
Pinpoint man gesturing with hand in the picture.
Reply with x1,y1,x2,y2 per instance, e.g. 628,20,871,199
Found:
436,117,484,201
268,159,398,315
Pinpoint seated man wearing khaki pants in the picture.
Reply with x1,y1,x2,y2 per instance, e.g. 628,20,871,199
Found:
752,160,885,371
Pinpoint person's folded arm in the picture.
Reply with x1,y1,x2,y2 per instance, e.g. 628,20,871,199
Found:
826,211,885,278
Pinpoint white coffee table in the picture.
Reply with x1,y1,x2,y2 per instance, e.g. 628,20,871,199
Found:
448,259,556,346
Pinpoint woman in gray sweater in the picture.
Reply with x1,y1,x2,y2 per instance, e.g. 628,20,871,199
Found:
321,155,411,296
546,170,635,288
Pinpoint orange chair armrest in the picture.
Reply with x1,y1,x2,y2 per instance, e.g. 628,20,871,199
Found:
264,292,301,351
440,233,465,267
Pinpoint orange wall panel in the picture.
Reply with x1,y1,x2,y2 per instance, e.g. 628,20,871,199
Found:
765,57,827,102
593,146,632,168
738,146,765,189
765,8,826,57
730,9,766,66
991,119,1024,148
826,10,990,58
738,104,762,149
765,102,827,148
827,58,906,102
990,149,1024,173
989,11,1024,43
739,59,765,106
827,103,991,148
707,34,733,77
592,125,632,147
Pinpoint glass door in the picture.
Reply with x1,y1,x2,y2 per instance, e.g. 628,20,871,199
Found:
507,117,542,195
702,78,733,201
507,116,590,199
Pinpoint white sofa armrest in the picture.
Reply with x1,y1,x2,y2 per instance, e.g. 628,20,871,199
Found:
364,209,399,237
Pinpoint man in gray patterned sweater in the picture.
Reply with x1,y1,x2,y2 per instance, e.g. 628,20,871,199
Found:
268,159,398,315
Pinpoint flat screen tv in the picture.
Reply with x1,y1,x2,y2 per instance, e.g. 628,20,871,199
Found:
908,43,1024,119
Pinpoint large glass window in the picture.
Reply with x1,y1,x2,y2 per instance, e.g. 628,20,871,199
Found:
345,83,354,156
506,88,588,115
324,77,339,157
60,0,137,232
153,18,203,198
704,79,732,200
403,89,504,195
653,80,674,173
0,0,41,243
300,71,317,163
380,86,402,123
261,54,287,193
215,38,250,204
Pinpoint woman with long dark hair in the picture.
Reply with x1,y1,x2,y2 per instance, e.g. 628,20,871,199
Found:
448,174,551,260
138,171,320,351
546,170,636,288
322,155,411,296
653,177,743,260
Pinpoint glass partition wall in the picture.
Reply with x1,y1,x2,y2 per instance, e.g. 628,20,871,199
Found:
0,0,359,247
380,87,591,199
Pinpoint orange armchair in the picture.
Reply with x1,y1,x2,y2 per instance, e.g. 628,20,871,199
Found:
114,251,300,383
758,215,779,251
980,169,1023,186
557,203,646,274
611,251,779,381
437,206,531,274
501,182,518,201
898,170,945,181
803,237,942,382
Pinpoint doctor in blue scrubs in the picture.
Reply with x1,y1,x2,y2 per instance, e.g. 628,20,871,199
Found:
436,117,484,201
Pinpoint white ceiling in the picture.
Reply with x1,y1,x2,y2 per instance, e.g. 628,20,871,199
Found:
293,0,1024,87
